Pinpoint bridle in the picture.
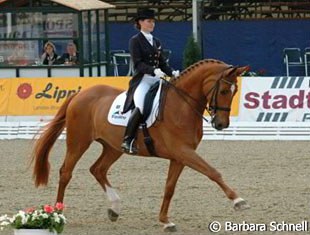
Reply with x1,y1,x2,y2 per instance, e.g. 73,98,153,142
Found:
164,68,236,123
207,75,235,114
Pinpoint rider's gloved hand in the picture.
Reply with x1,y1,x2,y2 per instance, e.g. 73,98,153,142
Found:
172,70,180,78
154,68,166,78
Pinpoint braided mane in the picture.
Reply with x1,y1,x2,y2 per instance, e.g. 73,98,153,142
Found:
170,59,225,84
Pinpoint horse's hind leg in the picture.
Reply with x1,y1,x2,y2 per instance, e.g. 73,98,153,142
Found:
56,138,92,203
90,142,123,222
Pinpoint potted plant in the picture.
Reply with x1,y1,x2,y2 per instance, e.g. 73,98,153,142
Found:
0,203,66,235
182,35,202,69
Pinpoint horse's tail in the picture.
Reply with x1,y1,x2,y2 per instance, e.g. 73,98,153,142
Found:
32,93,77,187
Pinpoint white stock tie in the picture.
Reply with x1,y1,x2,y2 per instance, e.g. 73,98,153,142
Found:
145,34,153,46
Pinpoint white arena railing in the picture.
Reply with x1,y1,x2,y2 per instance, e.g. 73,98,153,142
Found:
203,121,310,140
0,121,309,140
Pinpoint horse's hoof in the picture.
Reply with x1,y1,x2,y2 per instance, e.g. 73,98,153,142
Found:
163,222,177,232
107,208,119,222
233,198,250,211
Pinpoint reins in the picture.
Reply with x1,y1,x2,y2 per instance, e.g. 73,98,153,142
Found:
162,78,211,123
161,68,235,123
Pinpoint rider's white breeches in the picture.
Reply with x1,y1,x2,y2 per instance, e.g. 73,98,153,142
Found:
133,74,160,114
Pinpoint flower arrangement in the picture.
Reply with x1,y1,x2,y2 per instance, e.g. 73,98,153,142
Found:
241,68,267,77
0,203,66,234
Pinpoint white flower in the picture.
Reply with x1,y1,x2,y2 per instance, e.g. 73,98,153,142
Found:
17,210,25,216
0,221,10,226
42,213,49,219
59,214,66,223
0,214,8,221
21,214,28,225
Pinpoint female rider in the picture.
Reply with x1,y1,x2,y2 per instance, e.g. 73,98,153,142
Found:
121,9,179,154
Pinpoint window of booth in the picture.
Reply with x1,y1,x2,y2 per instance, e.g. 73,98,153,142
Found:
82,10,106,64
0,12,81,66
0,12,78,39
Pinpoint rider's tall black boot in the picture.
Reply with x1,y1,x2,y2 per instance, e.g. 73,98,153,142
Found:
121,108,142,154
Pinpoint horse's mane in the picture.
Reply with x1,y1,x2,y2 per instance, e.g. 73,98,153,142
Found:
170,59,225,84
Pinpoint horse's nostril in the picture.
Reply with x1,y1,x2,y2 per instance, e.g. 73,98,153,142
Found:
216,123,223,130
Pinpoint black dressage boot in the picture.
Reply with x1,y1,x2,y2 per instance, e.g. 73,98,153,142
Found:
121,108,142,154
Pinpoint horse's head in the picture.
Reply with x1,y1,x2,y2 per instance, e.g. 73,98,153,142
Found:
203,65,249,130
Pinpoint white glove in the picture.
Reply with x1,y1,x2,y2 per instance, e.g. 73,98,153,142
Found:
172,70,180,78
154,68,165,78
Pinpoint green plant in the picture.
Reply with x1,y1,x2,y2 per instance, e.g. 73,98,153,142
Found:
0,203,66,234
182,35,202,69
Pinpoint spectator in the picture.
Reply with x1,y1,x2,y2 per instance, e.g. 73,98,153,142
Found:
59,42,79,65
41,41,60,65
7,42,29,66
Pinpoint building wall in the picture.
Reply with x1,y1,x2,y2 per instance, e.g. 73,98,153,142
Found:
109,19,310,76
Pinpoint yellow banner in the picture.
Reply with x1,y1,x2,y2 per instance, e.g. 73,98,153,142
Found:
0,76,241,116
1,77,130,116
0,79,11,114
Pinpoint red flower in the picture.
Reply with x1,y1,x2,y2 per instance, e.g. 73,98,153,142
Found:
44,205,54,213
55,202,65,211
24,207,35,213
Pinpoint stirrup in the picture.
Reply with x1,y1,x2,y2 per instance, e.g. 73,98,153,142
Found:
121,139,138,154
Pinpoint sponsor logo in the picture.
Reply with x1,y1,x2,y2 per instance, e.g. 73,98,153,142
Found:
17,83,32,99
271,76,304,89
112,110,126,120
35,82,82,103
242,77,310,122
244,90,309,110
256,112,288,122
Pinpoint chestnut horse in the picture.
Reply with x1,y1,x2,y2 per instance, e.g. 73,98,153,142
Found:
32,59,249,231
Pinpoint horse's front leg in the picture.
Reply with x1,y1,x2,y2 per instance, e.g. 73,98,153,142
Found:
160,160,184,232
178,147,249,211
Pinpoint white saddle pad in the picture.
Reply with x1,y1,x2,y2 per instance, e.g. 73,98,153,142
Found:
108,81,163,128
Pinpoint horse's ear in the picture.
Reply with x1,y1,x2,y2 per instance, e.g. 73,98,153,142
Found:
235,66,250,76
227,66,250,77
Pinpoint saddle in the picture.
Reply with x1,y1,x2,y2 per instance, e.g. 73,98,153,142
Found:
108,80,168,155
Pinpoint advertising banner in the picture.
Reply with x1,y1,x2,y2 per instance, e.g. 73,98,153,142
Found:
0,79,11,114
0,77,129,116
0,76,242,116
239,76,310,122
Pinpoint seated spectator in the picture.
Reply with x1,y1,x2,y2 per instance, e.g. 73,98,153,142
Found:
59,42,79,65
41,41,60,65
7,42,29,66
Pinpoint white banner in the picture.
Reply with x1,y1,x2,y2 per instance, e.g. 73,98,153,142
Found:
239,76,310,122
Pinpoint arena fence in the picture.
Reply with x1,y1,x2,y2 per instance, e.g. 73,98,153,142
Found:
0,121,309,141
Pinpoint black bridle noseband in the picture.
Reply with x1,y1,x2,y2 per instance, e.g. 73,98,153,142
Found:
207,76,235,114
164,68,236,123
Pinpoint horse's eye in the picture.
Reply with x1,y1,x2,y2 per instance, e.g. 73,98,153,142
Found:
220,90,230,95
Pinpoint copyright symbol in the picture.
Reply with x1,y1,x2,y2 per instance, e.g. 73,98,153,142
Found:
209,221,221,233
